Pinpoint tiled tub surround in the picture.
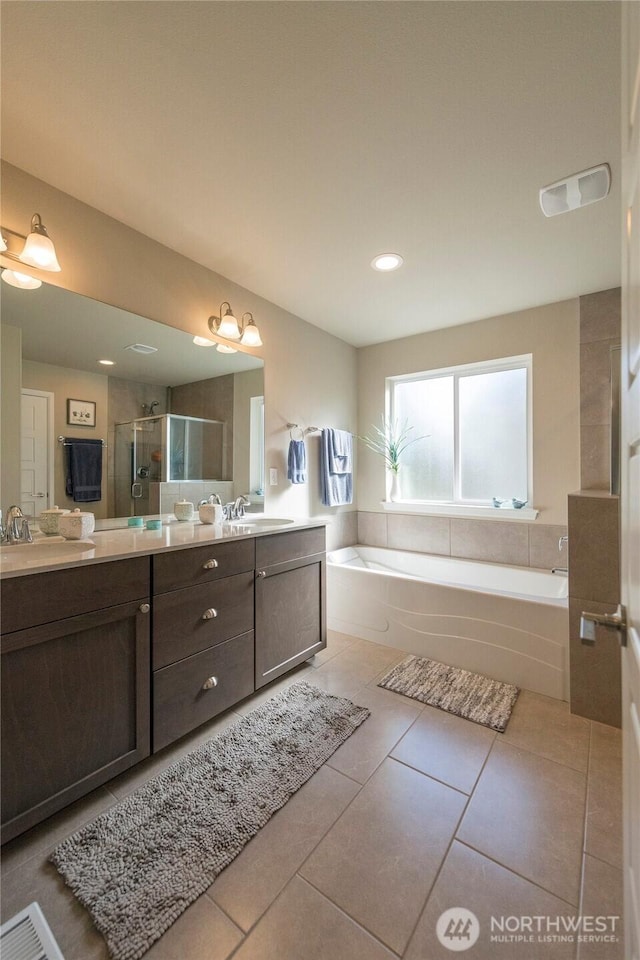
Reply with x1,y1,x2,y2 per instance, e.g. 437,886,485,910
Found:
0,632,623,960
327,546,569,700
358,511,569,570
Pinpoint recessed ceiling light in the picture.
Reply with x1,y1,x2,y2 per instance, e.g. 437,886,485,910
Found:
193,336,215,347
125,343,158,355
98,359,115,366
371,253,403,272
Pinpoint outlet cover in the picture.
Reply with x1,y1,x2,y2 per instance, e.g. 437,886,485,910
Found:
269,468,278,486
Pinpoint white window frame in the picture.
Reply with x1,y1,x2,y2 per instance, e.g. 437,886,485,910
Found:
385,354,537,520
249,395,265,497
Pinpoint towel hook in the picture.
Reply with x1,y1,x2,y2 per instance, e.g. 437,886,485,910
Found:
287,422,305,441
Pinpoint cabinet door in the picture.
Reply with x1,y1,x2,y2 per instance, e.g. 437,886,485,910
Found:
255,553,326,689
1,599,151,843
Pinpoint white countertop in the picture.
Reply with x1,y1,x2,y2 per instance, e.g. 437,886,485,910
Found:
0,515,327,578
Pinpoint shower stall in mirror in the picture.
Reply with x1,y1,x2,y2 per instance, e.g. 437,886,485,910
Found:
114,414,226,516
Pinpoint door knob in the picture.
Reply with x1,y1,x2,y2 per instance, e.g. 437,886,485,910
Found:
580,604,627,646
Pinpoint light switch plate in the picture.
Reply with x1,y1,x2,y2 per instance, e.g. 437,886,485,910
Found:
269,468,278,486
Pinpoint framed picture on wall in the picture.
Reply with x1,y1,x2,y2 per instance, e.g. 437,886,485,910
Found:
67,398,96,427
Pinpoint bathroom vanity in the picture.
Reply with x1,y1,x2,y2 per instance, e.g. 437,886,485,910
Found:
0,520,326,843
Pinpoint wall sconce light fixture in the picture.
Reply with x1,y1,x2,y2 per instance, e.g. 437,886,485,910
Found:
0,212,62,289
207,301,263,351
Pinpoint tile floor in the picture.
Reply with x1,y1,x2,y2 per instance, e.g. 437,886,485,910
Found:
1,631,624,960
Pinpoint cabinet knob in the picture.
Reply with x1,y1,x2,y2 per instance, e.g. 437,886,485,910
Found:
256,570,266,579
202,608,218,620
139,603,151,614
202,676,218,690
202,559,219,570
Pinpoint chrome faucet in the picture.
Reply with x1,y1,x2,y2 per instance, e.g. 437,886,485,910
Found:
2,506,33,544
552,535,569,575
222,496,250,521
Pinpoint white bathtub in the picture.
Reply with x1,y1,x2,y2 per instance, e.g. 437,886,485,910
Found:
327,545,569,700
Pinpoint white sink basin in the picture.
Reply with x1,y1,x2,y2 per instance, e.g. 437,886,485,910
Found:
0,539,95,561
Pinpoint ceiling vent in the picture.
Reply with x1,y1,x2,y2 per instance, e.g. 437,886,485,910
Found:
125,343,158,355
539,163,611,217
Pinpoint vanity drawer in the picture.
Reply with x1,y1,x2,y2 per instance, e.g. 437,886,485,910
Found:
0,557,151,634
153,538,255,593
255,527,325,569
153,571,254,669
153,630,254,751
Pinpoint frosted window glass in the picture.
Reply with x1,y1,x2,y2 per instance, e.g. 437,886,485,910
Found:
459,368,528,501
393,376,454,500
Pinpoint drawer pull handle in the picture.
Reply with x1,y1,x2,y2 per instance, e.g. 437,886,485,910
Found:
202,608,218,620
203,676,218,690
139,603,151,614
203,559,219,570
256,570,266,579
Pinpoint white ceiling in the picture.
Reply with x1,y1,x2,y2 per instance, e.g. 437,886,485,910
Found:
1,2,621,347
2,282,263,386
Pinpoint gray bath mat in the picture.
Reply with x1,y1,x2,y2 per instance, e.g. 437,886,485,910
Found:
50,681,369,960
378,655,519,732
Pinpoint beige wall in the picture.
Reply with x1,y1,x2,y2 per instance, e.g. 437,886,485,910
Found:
1,323,22,507
22,360,110,518
1,162,358,528
357,298,580,525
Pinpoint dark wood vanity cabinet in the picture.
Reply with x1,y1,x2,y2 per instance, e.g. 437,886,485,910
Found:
255,528,326,689
0,558,151,844
151,538,256,751
0,525,327,841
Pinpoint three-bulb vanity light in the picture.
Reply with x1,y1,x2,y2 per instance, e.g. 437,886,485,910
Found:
193,301,263,353
0,213,62,290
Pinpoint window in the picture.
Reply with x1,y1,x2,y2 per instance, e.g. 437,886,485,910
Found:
389,355,532,506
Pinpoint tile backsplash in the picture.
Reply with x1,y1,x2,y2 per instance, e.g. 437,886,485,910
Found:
356,511,568,570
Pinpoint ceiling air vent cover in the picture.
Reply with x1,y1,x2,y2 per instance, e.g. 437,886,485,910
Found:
539,163,611,217
125,343,158,355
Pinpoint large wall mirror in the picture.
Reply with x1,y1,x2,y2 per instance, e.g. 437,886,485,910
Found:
0,282,264,520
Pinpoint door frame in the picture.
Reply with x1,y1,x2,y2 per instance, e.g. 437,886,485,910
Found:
21,388,55,511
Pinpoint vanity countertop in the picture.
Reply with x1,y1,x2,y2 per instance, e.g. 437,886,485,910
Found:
0,515,327,579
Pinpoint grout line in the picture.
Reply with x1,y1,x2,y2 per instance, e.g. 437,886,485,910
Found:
580,850,624,872
454,838,581,910
496,737,590,777
296,873,403,958
201,890,245,938
385,755,472,798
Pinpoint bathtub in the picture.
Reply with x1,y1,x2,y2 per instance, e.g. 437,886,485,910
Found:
327,545,569,700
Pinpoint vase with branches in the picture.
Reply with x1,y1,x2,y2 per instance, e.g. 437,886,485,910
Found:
359,417,427,501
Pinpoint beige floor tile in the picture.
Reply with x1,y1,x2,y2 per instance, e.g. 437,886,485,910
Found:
311,629,359,666
324,683,422,783
107,709,242,799
208,765,360,931
405,840,577,959
457,741,586,905
231,876,396,960
300,757,466,955
1,786,115,879
0,851,108,959
502,690,591,772
145,894,243,960
578,854,624,959
391,704,495,793
585,722,623,868
233,662,316,715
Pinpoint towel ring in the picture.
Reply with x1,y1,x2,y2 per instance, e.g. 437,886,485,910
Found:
287,423,305,441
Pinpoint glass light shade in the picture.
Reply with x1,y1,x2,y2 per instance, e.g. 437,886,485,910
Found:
216,343,237,354
240,320,263,347
217,310,241,339
193,336,215,347
1,269,42,290
20,231,62,271
0,234,7,252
